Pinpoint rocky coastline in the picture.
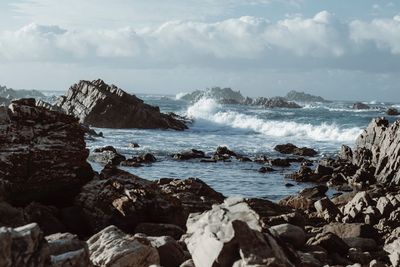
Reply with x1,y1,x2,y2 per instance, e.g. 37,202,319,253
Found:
1,97,400,266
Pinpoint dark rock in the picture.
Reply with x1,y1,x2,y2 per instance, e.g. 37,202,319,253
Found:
258,166,275,173
55,79,187,130
353,102,370,110
307,232,350,254
315,164,334,176
386,107,399,116
270,158,291,167
215,146,237,157
173,149,206,160
275,143,318,157
279,185,328,211
129,142,140,148
0,98,93,206
285,183,295,187
285,90,330,103
148,235,186,267
80,123,103,138
270,223,306,249
90,146,126,165
253,96,302,108
24,202,66,236
339,145,353,162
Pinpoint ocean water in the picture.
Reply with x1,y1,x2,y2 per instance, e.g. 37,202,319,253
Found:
84,95,398,201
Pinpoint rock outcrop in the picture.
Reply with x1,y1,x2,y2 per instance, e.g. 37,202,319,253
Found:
285,90,330,103
0,99,93,205
0,85,45,100
353,102,370,110
387,107,399,116
274,143,318,157
178,87,245,104
55,79,187,130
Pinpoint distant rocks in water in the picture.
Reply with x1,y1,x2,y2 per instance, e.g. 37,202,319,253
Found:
285,90,330,103
129,142,140,148
353,102,370,110
0,98,93,205
173,149,206,160
252,96,301,109
275,143,318,157
178,87,245,103
0,96,10,106
0,84,45,100
55,79,187,130
386,107,399,116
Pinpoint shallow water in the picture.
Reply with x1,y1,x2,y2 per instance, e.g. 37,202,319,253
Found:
86,95,399,201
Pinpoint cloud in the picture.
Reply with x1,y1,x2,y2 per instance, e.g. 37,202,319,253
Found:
350,14,400,55
0,11,399,72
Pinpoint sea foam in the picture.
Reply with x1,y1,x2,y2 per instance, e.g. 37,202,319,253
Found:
186,98,362,142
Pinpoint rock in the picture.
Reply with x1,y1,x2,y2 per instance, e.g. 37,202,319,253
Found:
387,107,399,116
76,169,224,234
315,164,334,176
80,123,103,138
0,85,45,99
129,142,140,148
0,223,50,267
87,225,159,267
341,191,375,223
215,146,237,157
339,145,353,162
270,158,291,167
147,235,185,267
173,149,206,160
90,146,126,165
180,259,195,267
135,223,185,240
322,223,378,240
258,166,275,173
384,239,400,267
253,96,301,108
185,198,297,267
178,87,245,104
307,232,350,255
343,237,377,251
353,102,370,110
0,96,11,106
0,99,93,206
274,143,318,157
270,223,306,248
56,79,187,130
24,202,66,236
314,197,342,222
46,232,91,267
279,185,328,210
285,90,330,103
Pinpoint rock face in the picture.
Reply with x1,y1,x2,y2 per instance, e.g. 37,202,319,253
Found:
87,225,159,267
56,79,187,130
0,99,93,205
352,117,400,185
285,90,329,103
0,223,50,267
185,198,296,267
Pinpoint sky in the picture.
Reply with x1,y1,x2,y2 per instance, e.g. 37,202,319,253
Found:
0,0,400,101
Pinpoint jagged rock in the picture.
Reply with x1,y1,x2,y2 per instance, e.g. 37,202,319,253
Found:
180,259,195,267
384,239,400,267
341,191,376,223
173,149,206,160
279,185,328,211
87,225,159,267
340,145,353,162
184,198,297,267
135,223,185,240
285,90,329,103
36,99,64,113
56,79,187,130
0,99,93,206
351,118,400,185
274,143,318,157
147,235,186,267
76,168,224,234
386,107,399,116
0,223,50,267
46,232,91,267
270,223,306,249
353,102,370,110
314,197,342,222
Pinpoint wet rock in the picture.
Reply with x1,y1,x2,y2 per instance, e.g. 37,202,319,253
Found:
215,146,237,157
91,146,126,165
258,166,275,173
184,198,297,267
0,223,50,267
274,143,318,157
56,79,187,130
135,223,185,240
353,102,370,110
0,99,93,206
270,223,306,249
129,142,140,148
386,107,399,116
46,232,91,267
87,225,159,267
270,158,291,167
173,149,206,160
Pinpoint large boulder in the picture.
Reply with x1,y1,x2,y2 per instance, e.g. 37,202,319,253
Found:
184,198,297,267
87,225,159,267
0,99,93,205
0,223,50,267
75,168,224,234
56,79,187,130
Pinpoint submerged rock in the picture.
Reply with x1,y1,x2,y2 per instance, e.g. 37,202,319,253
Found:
56,79,187,130
0,98,93,205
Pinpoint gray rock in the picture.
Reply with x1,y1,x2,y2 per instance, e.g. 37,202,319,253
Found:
285,90,330,103
306,232,350,255
56,79,187,130
353,102,370,110
87,225,159,267
270,223,306,248
384,239,400,267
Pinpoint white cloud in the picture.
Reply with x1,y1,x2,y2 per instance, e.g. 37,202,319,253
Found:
350,15,400,55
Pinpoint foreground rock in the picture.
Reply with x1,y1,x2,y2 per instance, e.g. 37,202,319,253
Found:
0,99,93,205
185,198,297,267
56,79,187,130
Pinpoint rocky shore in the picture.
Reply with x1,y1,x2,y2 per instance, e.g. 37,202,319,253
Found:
1,99,400,266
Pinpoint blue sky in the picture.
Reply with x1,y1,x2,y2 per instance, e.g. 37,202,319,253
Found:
0,0,400,101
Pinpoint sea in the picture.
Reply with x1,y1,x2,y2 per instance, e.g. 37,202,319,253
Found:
43,91,400,201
